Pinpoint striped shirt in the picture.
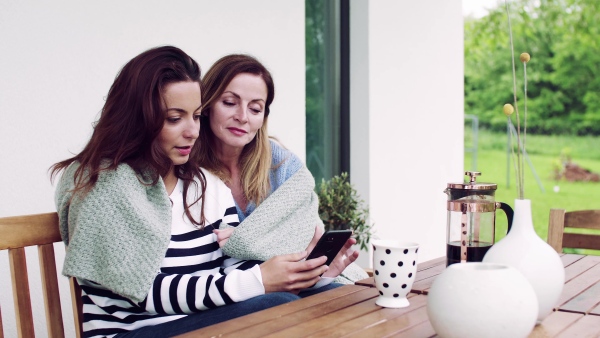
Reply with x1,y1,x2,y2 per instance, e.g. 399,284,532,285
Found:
78,173,265,338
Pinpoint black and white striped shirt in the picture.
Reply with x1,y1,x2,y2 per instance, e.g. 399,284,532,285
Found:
78,172,265,338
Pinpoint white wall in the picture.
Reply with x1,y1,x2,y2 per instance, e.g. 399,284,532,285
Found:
0,1,305,337
0,0,465,336
350,0,464,264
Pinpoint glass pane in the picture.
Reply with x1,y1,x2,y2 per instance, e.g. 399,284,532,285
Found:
305,0,340,183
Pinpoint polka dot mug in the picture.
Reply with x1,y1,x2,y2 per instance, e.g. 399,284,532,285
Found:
372,240,420,308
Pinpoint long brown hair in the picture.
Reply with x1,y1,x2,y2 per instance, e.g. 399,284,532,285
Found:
51,45,207,226
198,54,275,206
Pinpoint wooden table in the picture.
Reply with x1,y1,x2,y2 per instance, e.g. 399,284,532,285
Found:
177,254,600,337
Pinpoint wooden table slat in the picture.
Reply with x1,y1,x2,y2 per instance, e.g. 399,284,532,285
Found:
558,263,600,309
175,284,369,338
415,256,446,271
392,319,437,338
244,288,379,338
264,289,416,338
410,262,448,295
343,304,431,337
354,277,374,287
555,313,600,338
561,253,586,267
560,277,600,314
303,294,429,338
563,255,600,282
412,263,446,282
528,311,584,338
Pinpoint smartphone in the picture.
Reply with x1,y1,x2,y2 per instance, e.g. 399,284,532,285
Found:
306,230,352,266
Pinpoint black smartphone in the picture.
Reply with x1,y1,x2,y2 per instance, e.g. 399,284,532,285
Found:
306,230,352,266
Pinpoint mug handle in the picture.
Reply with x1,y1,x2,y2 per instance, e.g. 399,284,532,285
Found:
496,202,514,233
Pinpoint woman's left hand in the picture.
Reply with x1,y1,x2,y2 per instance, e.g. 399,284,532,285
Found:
321,237,359,278
213,227,235,248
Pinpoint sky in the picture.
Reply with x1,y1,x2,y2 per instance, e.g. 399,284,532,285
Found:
463,0,504,18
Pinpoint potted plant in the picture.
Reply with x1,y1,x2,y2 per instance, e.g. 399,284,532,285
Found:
316,172,373,251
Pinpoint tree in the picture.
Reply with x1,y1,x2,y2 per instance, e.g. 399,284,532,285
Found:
464,0,600,135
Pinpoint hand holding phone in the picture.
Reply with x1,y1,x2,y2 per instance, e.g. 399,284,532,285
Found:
305,230,352,266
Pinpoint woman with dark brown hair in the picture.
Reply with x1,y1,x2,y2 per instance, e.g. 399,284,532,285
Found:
198,54,367,285
51,46,333,338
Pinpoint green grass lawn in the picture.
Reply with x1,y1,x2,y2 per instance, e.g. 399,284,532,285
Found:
464,129,600,243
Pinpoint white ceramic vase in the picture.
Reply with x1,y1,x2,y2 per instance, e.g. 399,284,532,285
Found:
427,262,538,338
483,198,565,323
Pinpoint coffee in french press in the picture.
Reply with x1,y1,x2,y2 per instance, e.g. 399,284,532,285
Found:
444,171,513,266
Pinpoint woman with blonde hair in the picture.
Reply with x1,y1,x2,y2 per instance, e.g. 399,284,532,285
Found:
198,54,367,284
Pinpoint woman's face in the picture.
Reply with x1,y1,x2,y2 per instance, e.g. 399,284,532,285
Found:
209,73,267,153
157,81,202,166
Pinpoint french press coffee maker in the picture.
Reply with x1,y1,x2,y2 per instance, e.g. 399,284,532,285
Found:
444,171,514,266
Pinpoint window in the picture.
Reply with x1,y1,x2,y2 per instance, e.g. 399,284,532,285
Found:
305,0,350,183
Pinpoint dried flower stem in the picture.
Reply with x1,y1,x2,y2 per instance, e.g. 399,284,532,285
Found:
508,118,520,191
523,61,528,164
506,0,524,199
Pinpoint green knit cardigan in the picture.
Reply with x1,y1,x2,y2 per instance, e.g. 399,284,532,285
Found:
55,163,172,303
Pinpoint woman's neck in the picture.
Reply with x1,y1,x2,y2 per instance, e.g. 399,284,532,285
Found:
217,154,247,210
214,144,248,208
162,169,178,195
215,147,242,180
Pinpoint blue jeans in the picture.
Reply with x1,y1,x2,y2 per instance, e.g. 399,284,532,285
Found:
115,283,342,338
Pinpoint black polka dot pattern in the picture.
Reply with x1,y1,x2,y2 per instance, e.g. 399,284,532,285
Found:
373,244,419,303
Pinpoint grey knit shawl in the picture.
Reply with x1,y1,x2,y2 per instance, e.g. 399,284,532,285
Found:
55,163,172,303
220,166,368,284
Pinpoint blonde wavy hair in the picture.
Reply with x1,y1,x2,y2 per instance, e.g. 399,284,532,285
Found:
197,54,275,206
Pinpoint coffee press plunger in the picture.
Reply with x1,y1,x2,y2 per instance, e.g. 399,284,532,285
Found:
444,171,514,266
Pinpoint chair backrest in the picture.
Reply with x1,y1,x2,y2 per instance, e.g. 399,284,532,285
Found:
548,209,600,253
0,212,83,338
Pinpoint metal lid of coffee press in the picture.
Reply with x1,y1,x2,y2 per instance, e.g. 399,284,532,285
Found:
446,171,497,191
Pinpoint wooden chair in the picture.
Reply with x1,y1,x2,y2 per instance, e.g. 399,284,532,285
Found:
548,209,600,253
0,212,83,338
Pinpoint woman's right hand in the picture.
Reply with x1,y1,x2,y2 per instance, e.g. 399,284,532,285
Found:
260,251,328,294
213,227,235,248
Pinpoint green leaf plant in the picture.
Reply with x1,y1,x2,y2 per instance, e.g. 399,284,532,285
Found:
316,172,374,251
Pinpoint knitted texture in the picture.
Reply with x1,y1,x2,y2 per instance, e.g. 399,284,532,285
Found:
221,165,319,260
55,163,172,303
221,165,368,284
